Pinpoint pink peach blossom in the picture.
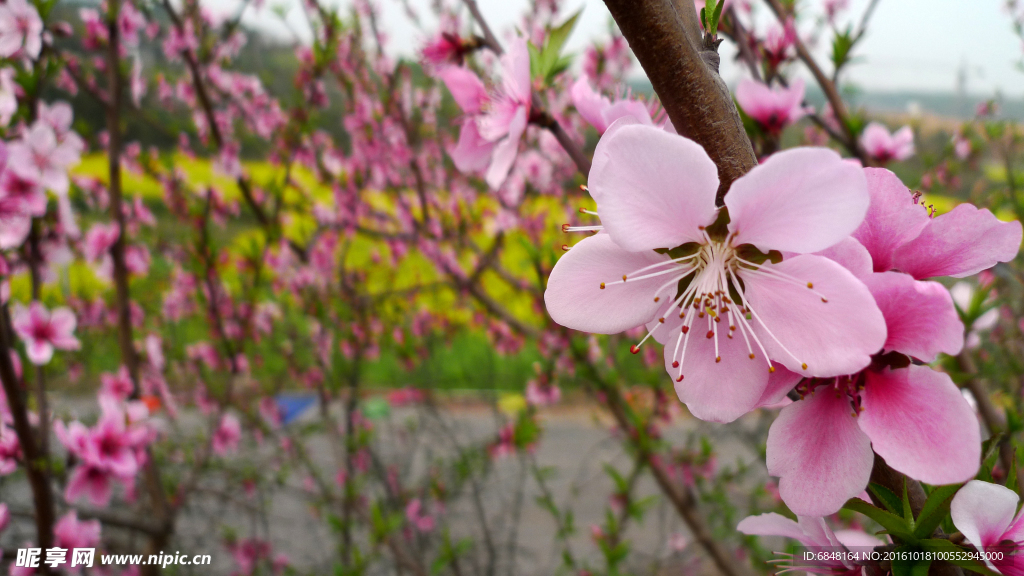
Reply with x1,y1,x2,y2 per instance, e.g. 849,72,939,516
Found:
54,511,101,551
767,241,984,515
951,480,1024,575
860,122,915,164
735,78,807,135
738,513,882,575
438,37,531,190
570,76,657,133
212,413,242,456
545,120,886,422
852,168,1022,277
0,0,43,59
12,302,81,365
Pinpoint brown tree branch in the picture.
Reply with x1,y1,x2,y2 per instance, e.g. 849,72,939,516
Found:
602,0,757,200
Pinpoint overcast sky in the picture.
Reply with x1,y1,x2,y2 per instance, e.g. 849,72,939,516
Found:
226,0,1024,96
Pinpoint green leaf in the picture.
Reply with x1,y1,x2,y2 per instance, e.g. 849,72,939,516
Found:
978,434,1005,482
902,480,914,523
711,0,725,35
362,397,391,420
842,498,916,542
534,9,582,82
868,483,903,515
913,484,962,539
527,42,542,80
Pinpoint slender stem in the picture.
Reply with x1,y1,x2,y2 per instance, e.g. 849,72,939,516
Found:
105,0,139,387
959,353,1024,494
764,0,870,164
106,6,173,571
0,310,54,572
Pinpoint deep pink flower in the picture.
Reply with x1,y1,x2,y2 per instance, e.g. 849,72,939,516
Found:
0,502,8,533
951,480,1024,575
767,217,991,515
7,122,82,195
0,166,46,217
422,32,469,67
738,513,881,575
101,367,135,401
545,121,886,422
860,122,914,164
55,396,151,505
438,37,531,190
570,77,657,133
405,498,435,532
54,511,101,551
525,380,561,406
762,19,796,68
853,168,1022,276
12,302,80,365
212,413,242,456
83,222,120,262
0,0,43,59
735,78,806,135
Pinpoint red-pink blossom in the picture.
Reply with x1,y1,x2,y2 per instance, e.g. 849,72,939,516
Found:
852,168,1022,277
860,122,915,164
738,513,881,575
212,413,242,456
951,480,1024,575
0,0,43,59
54,511,101,551
437,37,531,190
12,302,81,365
570,76,658,133
735,78,807,135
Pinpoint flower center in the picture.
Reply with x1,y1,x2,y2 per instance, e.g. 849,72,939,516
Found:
605,230,827,382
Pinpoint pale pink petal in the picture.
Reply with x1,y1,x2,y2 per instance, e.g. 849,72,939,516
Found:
892,126,915,160
725,148,869,254
892,204,1023,279
544,234,669,334
767,389,874,516
49,307,77,336
950,480,1018,549
814,237,873,278
859,366,981,485
861,272,963,361
502,37,532,104
438,66,488,115
485,105,527,190
9,303,30,336
450,120,494,173
742,255,886,377
736,513,809,544
852,168,931,272
571,77,612,132
668,323,770,423
589,123,719,252
601,100,654,128
735,79,774,123
26,339,53,365
0,215,30,249
833,530,883,549
754,365,802,409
